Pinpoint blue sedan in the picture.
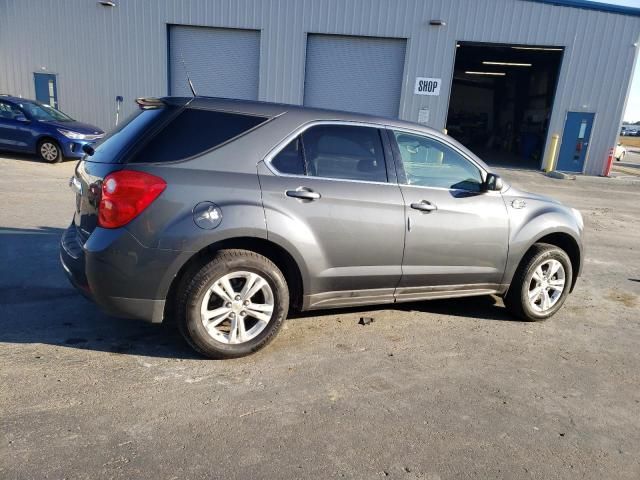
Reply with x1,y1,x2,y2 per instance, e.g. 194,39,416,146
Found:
0,95,104,163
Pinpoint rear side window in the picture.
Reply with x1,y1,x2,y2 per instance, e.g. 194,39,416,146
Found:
271,136,305,175
303,125,387,182
131,108,267,163
0,101,23,120
270,125,388,183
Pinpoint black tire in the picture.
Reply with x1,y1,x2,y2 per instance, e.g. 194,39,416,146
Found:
504,243,573,321
37,138,62,163
176,249,289,359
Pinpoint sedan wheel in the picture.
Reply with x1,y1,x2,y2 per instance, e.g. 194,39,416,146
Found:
38,140,62,163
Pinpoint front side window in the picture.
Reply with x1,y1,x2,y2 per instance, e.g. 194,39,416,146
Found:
271,124,388,183
393,131,483,191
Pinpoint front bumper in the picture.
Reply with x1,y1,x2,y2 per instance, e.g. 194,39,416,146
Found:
60,223,182,323
59,139,98,159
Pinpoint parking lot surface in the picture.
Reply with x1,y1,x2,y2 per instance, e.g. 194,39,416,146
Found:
1,154,639,479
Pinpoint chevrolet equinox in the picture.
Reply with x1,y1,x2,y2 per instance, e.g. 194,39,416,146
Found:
61,97,584,358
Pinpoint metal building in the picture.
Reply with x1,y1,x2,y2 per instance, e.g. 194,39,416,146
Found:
1,0,638,175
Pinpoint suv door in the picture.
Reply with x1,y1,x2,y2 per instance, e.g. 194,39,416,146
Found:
388,129,509,300
258,122,405,309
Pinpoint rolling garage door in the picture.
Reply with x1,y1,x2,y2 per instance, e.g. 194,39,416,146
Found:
169,26,260,100
303,34,406,118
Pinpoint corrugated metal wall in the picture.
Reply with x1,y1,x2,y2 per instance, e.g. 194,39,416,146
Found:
0,0,638,175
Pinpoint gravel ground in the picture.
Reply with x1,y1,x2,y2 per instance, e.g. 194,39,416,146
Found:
1,154,639,480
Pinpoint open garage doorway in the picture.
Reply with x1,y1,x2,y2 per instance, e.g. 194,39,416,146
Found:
446,42,563,169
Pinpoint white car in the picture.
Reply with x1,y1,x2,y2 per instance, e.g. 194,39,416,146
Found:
615,143,626,161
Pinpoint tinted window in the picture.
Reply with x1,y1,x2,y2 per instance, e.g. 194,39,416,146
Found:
131,108,268,163
89,107,170,163
0,101,23,120
271,136,305,175
301,125,387,182
393,131,483,191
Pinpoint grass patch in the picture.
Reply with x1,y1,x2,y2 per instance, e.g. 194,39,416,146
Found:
619,136,640,148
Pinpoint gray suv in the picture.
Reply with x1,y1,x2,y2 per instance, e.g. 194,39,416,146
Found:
61,97,584,359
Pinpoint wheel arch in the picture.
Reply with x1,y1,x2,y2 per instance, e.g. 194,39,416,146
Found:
506,231,582,294
163,236,306,323
36,135,61,148
534,232,581,291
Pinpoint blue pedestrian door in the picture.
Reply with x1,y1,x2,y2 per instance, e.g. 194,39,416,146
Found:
556,112,595,173
33,73,58,108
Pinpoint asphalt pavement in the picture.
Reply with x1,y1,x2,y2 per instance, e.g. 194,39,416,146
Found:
1,154,639,480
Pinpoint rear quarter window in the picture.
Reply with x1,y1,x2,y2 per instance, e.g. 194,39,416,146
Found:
130,108,268,163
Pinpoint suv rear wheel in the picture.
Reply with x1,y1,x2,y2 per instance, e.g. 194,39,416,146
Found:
177,249,289,359
504,243,573,321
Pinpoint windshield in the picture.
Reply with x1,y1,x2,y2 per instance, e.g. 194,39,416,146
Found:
19,102,74,122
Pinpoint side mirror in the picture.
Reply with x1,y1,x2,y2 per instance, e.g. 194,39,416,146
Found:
484,173,503,191
15,115,29,123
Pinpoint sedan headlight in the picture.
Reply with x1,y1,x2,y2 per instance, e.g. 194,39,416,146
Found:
57,128,103,141
572,208,584,231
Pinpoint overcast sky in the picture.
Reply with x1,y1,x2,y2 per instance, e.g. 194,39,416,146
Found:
590,0,640,121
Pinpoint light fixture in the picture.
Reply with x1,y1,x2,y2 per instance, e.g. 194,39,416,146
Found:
98,1,116,6
456,43,460,48
511,46,563,51
429,20,446,26
465,71,506,76
482,61,532,67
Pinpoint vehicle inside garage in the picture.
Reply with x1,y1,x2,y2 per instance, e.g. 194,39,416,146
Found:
446,42,563,169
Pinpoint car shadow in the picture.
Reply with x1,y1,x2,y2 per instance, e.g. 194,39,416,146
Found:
0,226,199,360
1,152,44,163
0,151,75,164
289,294,517,323
1,226,517,360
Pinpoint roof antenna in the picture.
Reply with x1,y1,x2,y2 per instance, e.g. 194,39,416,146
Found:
179,51,197,97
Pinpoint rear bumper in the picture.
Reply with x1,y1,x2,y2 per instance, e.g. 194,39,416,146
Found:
60,223,183,323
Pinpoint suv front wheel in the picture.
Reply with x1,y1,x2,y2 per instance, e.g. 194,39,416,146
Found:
177,249,289,359
504,243,573,321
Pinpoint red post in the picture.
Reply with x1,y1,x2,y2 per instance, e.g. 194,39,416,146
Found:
603,147,614,177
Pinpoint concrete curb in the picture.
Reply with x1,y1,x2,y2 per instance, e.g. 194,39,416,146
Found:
545,171,576,180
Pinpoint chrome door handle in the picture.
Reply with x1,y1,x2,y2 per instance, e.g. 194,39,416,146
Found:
286,188,321,201
410,200,437,212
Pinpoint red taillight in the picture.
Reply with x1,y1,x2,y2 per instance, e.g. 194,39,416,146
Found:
98,170,166,229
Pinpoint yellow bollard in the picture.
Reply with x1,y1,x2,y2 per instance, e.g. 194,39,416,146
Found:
543,133,560,172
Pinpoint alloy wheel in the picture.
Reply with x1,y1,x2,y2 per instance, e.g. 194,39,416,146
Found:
528,259,565,313
200,271,275,344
